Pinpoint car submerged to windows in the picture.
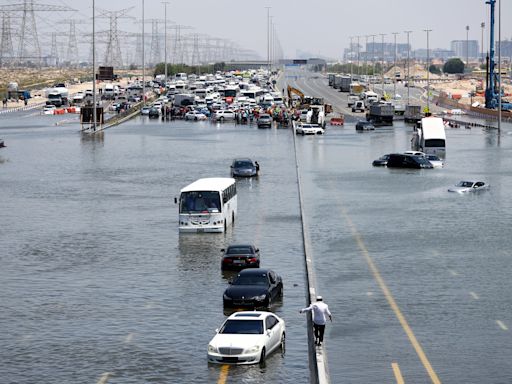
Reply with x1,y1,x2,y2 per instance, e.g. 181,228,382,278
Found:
448,181,490,193
223,268,283,309
295,123,324,135
221,244,260,270
207,311,285,365
386,153,433,169
231,158,259,177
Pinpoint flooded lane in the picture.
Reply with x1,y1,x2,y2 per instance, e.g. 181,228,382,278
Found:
0,116,310,383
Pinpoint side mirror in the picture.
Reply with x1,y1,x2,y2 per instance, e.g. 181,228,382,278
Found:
220,248,225,252
215,328,219,333
174,197,177,204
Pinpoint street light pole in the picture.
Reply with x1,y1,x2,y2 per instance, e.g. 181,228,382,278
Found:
92,0,96,131
380,33,386,98
357,36,361,77
349,36,353,80
392,32,399,98
498,0,501,133
162,1,169,87
424,28,432,113
466,25,470,72
405,30,412,106
481,22,485,64
265,7,271,71
142,0,145,107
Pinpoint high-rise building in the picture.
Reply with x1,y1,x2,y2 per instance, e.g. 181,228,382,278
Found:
451,40,479,59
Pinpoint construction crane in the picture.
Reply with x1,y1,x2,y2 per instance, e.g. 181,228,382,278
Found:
485,0,512,110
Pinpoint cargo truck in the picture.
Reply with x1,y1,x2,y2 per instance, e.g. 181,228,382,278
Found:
404,105,422,123
367,103,394,126
339,76,351,92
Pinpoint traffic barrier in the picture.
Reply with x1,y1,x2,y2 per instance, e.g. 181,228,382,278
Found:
330,117,344,126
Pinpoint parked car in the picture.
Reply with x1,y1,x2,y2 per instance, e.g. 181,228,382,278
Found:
448,181,490,193
140,106,151,115
148,107,160,119
425,154,444,168
386,153,433,169
372,154,390,166
231,158,259,177
207,311,286,365
214,110,236,121
295,123,324,135
221,244,260,270
223,268,283,309
356,121,375,131
185,110,207,121
257,114,272,128
43,104,56,114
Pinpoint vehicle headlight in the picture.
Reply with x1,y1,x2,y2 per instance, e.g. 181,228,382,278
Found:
208,344,218,353
245,345,261,353
254,294,266,301
223,293,231,300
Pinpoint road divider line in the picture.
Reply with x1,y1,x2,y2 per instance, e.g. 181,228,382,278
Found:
469,292,479,300
96,372,111,384
392,362,405,384
339,206,441,384
496,320,508,331
217,365,229,384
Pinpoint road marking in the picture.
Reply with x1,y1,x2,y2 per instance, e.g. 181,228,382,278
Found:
469,292,479,300
448,269,459,276
96,372,111,384
392,362,405,384
366,291,374,297
217,365,229,384
124,333,134,343
340,206,441,384
496,320,508,331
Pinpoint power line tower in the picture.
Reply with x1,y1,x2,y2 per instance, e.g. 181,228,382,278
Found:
0,13,15,66
190,33,200,66
149,19,161,65
65,20,78,65
1,0,75,66
97,7,134,68
50,32,58,66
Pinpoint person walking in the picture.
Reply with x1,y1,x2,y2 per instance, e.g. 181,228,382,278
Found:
300,296,332,346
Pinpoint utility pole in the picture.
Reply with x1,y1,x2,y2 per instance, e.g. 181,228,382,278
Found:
142,0,145,107
356,36,361,77
481,22,485,64
392,32,399,98
349,36,354,79
265,7,271,71
405,30,412,106
364,35,369,78
162,2,169,85
466,25,470,72
92,0,96,131
424,28,432,113
498,0,501,133
380,33,386,98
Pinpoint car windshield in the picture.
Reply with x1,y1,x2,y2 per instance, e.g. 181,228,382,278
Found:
180,191,221,213
234,160,253,168
227,246,253,255
233,274,269,286
220,319,264,334
415,156,431,165
458,181,474,187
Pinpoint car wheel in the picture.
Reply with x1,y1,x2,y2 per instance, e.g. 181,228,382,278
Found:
301,132,305,136
259,347,266,364
220,116,224,122
224,219,227,231
280,332,286,353
232,212,235,224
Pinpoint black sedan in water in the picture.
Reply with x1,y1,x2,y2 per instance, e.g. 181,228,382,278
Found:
223,269,283,309
221,244,260,270
372,154,390,166
230,158,259,177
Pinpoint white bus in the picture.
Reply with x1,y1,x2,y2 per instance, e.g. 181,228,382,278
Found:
414,117,446,158
177,178,237,233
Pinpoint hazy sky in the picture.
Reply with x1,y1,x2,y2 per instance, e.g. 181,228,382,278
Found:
12,0,512,60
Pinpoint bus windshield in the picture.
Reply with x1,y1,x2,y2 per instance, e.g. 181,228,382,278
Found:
180,191,221,213
224,89,237,98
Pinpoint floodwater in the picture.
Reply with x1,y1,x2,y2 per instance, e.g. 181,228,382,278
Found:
2,101,512,383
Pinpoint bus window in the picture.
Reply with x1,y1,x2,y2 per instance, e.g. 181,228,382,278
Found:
181,191,221,213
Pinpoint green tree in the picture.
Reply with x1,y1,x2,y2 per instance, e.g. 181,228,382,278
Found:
429,64,441,75
443,58,465,74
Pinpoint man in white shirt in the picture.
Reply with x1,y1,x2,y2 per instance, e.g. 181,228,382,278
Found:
300,296,332,346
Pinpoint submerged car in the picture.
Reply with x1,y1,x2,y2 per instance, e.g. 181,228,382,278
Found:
148,107,160,118
140,106,151,115
386,153,433,169
448,181,490,193
185,110,207,121
295,123,324,135
231,158,259,177
372,154,390,166
425,154,444,168
356,121,375,131
221,244,260,270
223,268,283,309
207,311,285,365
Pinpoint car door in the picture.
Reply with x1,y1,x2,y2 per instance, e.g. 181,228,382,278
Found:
265,315,280,353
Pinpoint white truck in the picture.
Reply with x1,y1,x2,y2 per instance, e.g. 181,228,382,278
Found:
411,117,446,158
306,105,326,127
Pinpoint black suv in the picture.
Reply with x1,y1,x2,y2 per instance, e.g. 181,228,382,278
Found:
386,153,433,169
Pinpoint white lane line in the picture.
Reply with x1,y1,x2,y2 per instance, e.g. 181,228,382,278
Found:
124,333,134,343
96,372,111,384
496,320,508,331
469,292,479,300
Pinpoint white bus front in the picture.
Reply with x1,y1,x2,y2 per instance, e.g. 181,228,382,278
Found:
178,191,226,233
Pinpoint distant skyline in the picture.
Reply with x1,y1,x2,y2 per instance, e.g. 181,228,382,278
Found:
2,0,511,62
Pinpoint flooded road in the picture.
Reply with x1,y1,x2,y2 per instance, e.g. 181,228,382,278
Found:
2,89,512,383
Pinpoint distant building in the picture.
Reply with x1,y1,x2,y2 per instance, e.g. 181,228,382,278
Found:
497,40,512,57
413,48,455,60
451,40,479,59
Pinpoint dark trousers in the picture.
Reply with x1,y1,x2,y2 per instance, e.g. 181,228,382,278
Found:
313,323,326,342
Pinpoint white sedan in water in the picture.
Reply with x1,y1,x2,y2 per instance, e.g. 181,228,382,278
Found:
448,181,490,193
184,110,208,121
295,122,324,135
207,311,285,365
